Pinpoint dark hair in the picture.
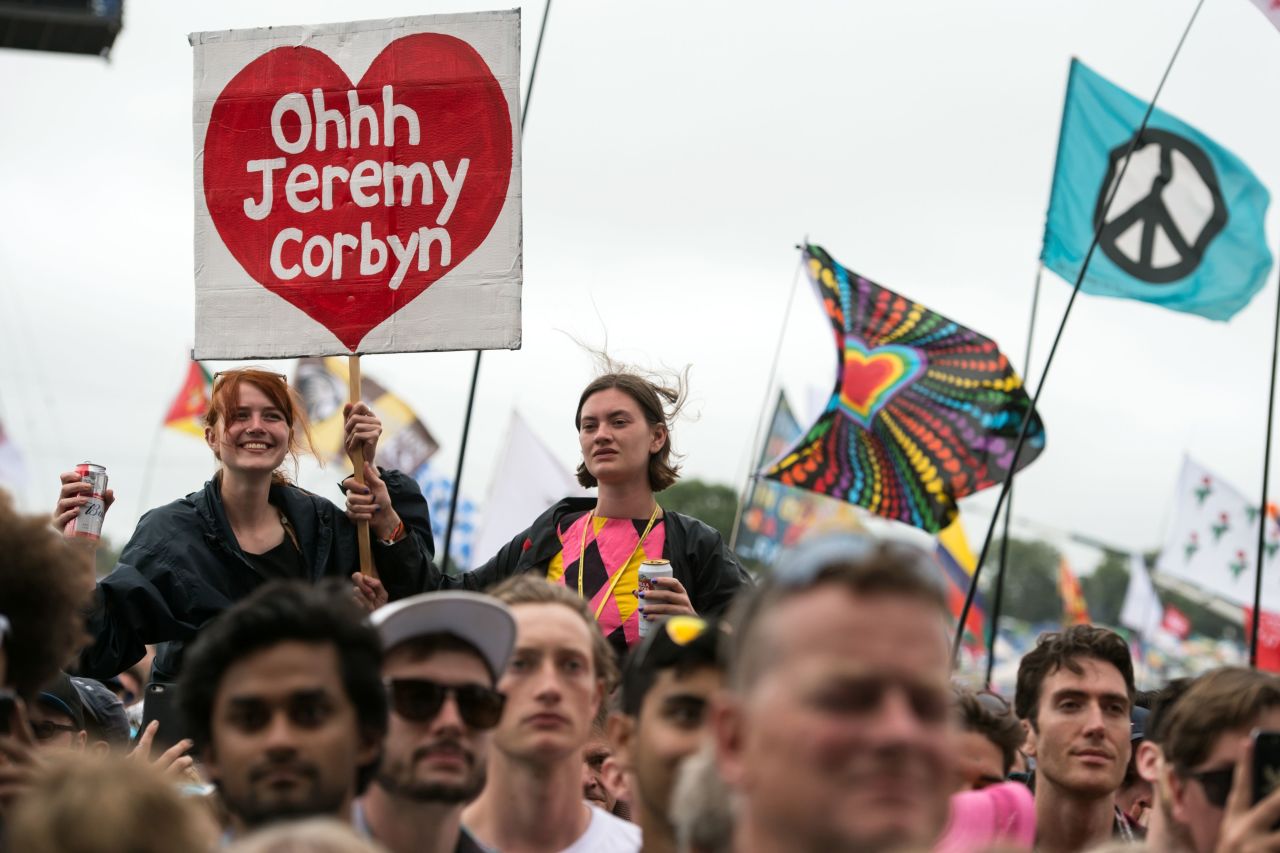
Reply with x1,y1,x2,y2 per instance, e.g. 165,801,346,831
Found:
1162,668,1280,772
178,580,387,793
574,372,684,492
954,687,1024,775
0,489,92,699
487,575,619,692
1145,677,1193,747
724,538,950,694
1013,624,1135,728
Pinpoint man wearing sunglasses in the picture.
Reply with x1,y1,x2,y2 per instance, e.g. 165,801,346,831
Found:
608,614,721,853
712,536,956,853
1151,667,1280,853
360,591,516,853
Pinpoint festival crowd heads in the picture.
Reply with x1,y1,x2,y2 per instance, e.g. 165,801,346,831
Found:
0,364,1276,853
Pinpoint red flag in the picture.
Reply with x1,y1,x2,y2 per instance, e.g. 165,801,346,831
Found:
163,361,212,438
1161,605,1192,640
1243,607,1280,672
1058,556,1091,625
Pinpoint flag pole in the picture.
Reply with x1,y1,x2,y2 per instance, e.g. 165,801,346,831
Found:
985,264,1043,685
442,0,553,568
953,0,1207,665
729,250,805,551
1250,248,1280,667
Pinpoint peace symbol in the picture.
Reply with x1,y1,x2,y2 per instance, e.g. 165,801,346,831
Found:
1092,128,1227,284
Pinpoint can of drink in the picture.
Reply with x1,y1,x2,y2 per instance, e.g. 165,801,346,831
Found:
70,462,108,540
637,559,673,639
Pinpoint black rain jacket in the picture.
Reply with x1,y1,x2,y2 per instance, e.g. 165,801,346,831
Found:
79,469,433,681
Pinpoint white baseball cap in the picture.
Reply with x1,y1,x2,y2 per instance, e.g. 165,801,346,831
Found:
371,591,516,679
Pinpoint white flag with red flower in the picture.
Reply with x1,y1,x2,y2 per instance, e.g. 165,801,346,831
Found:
191,11,522,359
1157,456,1280,610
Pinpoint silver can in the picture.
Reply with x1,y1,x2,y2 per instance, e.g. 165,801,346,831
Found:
70,462,108,540
637,559,673,639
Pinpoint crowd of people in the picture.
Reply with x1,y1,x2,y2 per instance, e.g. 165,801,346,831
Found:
2,366,1280,852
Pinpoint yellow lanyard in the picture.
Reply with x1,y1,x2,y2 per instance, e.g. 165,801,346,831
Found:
577,504,662,620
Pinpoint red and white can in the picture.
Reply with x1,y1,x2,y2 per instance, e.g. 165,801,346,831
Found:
638,559,673,639
70,462,108,540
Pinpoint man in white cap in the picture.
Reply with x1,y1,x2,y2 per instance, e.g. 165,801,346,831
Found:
358,591,516,853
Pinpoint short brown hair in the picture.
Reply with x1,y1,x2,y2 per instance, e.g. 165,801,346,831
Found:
487,576,619,691
1162,667,1280,771
574,372,684,492
954,687,1024,775
0,489,92,699
8,752,211,853
1014,625,1135,727
724,537,951,694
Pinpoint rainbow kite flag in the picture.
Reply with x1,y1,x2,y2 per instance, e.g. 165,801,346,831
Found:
763,245,1046,533
163,360,213,438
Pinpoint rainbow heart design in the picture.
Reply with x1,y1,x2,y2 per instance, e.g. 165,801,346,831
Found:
837,337,926,428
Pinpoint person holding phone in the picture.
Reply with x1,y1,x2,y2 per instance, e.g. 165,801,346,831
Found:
53,368,435,684
1149,667,1280,853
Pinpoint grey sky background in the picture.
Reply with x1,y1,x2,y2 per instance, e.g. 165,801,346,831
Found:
1,0,1278,568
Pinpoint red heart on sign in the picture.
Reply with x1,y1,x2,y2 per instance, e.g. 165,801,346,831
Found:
203,33,513,351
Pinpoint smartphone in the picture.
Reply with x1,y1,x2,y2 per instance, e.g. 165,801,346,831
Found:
136,682,187,756
0,689,15,736
1253,730,1280,806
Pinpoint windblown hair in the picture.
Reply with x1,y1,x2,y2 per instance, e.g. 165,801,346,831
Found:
574,365,688,493
204,367,318,483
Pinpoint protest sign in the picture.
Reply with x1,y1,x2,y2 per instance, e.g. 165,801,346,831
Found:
192,11,521,358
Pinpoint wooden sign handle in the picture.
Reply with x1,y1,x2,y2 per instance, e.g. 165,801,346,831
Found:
348,354,376,579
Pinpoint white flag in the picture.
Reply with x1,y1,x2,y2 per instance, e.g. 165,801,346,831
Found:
470,412,590,567
1120,552,1163,638
1248,0,1280,33
1157,456,1280,610
0,418,26,494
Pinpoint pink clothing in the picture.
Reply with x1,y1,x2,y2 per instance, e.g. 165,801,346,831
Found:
934,781,1036,853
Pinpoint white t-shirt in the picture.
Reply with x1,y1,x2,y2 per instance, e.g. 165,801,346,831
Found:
559,804,642,853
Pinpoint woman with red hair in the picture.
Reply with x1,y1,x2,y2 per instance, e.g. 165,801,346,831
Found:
54,368,433,683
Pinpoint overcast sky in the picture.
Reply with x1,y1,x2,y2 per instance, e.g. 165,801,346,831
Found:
2,0,1279,568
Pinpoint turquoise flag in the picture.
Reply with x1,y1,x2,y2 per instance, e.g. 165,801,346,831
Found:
1041,59,1272,321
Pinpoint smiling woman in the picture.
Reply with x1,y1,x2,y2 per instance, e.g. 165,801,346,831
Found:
417,367,751,656
53,368,435,685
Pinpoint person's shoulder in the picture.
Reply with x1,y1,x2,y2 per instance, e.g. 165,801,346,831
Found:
562,805,641,853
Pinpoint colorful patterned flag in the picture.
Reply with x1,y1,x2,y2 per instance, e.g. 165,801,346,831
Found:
763,245,1045,533
936,520,985,651
163,360,213,438
1042,59,1272,321
294,358,438,475
1058,556,1091,625
736,392,864,566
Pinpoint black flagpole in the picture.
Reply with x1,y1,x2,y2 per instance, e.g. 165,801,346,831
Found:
1251,248,1280,667
442,0,553,568
953,0,1207,665
984,265,1043,685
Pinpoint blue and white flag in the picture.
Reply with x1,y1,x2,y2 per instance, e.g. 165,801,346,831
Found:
1041,59,1272,321
413,460,478,571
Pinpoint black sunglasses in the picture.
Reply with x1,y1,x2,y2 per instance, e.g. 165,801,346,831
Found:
385,679,505,730
1184,765,1234,808
31,720,80,741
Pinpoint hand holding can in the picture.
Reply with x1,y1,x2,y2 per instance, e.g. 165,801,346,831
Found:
54,464,114,540
636,559,675,638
